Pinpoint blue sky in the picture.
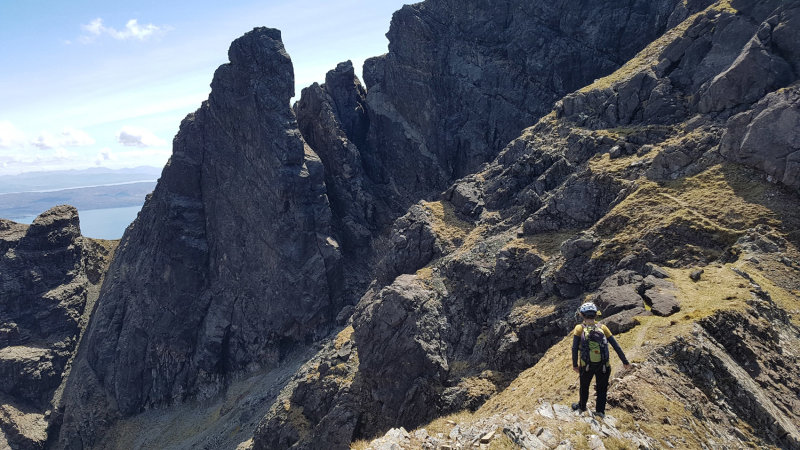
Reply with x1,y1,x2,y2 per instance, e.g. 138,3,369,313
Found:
0,0,407,175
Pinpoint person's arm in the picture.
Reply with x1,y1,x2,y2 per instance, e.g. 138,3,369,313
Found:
607,336,630,365
571,335,581,368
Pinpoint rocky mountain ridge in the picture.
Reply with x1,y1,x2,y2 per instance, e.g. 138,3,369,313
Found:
0,206,115,449
1,0,799,448
253,0,800,448
53,0,713,446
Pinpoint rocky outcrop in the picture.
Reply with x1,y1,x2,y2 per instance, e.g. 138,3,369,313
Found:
610,294,800,449
292,0,699,300
294,62,393,300
556,0,800,190
720,84,800,190
55,28,342,447
0,206,114,449
252,327,362,450
593,269,681,333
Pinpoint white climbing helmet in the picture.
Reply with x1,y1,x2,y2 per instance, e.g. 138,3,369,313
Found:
579,302,598,315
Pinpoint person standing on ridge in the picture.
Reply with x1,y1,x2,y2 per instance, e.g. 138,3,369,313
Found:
570,302,631,418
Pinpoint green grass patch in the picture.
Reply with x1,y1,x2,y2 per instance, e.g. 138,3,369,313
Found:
592,164,790,261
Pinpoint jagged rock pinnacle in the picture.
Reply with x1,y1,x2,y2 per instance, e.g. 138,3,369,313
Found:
56,26,341,447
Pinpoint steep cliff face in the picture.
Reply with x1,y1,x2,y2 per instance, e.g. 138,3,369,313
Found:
357,0,704,203
56,28,342,447
294,62,389,299
0,206,114,449
254,1,800,448
294,0,703,302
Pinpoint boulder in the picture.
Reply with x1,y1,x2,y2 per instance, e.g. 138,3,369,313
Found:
604,307,651,335
642,276,681,316
595,271,646,317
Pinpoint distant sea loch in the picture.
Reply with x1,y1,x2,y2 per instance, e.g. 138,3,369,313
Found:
9,205,144,240
0,167,161,240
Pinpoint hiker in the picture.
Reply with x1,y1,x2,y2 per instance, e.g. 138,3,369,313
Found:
571,302,631,418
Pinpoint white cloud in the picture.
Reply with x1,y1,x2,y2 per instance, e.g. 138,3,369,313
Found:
116,126,166,147
80,18,167,42
30,131,59,149
52,148,75,160
93,147,170,171
0,146,78,174
0,121,27,149
60,127,95,146
30,127,95,149
95,147,115,165
83,18,104,35
0,145,170,175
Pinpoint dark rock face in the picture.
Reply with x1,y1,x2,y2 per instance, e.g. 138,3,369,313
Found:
0,206,113,449
253,327,362,450
372,204,443,287
252,2,800,447
297,0,699,242
57,28,341,446
362,0,694,197
522,173,631,235
1,207,83,353
294,62,392,299
353,276,448,430
560,2,800,122
720,85,800,190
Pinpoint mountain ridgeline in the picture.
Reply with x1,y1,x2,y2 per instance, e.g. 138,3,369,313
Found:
0,0,799,448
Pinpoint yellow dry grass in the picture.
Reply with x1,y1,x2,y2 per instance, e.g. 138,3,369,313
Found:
510,297,559,323
415,265,434,281
588,148,655,175
487,433,521,449
334,326,354,350
579,15,694,92
740,264,800,328
424,410,475,437
421,200,474,249
592,164,795,261
349,439,370,450
505,230,579,261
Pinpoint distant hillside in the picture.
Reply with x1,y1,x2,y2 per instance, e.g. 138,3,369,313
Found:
0,166,161,195
0,181,156,219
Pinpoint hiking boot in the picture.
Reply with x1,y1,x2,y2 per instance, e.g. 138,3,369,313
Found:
571,403,586,412
593,411,605,419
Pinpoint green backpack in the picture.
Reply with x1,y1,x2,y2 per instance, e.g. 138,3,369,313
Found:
580,324,609,366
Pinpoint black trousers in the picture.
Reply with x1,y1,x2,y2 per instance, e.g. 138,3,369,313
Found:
579,362,611,413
